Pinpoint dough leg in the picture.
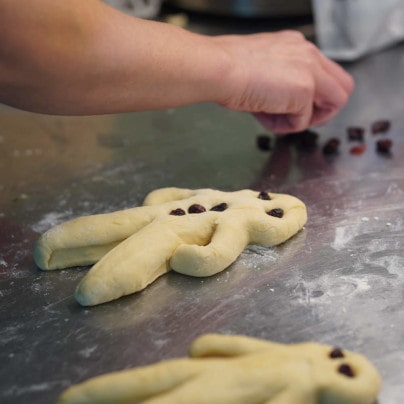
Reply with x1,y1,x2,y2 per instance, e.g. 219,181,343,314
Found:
75,222,182,306
170,222,249,277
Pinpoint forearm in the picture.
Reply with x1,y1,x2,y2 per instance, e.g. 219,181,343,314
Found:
0,0,231,115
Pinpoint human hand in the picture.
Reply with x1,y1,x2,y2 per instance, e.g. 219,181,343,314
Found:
213,31,354,134
57,333,381,404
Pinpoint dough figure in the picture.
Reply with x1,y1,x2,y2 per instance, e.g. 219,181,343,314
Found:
34,188,307,306
58,333,381,404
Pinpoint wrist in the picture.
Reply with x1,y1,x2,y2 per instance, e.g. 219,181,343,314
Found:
170,29,235,106
207,35,245,110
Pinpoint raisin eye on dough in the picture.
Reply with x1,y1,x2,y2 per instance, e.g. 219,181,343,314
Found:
329,347,345,359
188,204,206,214
170,208,186,216
210,202,228,212
338,363,355,378
258,191,271,200
267,208,284,218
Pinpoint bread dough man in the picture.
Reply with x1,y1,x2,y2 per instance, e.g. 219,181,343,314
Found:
34,188,307,306
58,333,381,404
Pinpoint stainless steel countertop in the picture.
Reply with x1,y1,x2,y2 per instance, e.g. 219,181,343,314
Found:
1,34,404,404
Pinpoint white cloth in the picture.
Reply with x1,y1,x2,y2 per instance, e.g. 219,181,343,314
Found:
312,0,404,60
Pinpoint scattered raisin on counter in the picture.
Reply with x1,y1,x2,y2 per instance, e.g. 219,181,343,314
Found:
256,135,272,151
376,139,393,154
322,138,340,155
188,204,206,214
371,120,391,134
347,127,365,142
296,129,319,151
349,144,367,155
282,129,319,151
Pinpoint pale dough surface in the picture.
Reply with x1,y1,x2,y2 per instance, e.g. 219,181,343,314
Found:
57,333,381,404
34,188,307,306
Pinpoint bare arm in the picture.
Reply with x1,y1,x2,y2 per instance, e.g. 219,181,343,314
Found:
0,0,354,133
0,0,230,115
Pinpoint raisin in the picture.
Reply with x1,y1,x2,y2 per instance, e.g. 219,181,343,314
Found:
376,139,392,154
329,348,345,359
281,132,301,144
258,191,271,200
256,135,272,151
349,144,366,155
338,363,355,378
170,208,186,216
267,208,284,218
281,130,318,151
371,120,391,134
297,129,319,151
322,138,340,155
347,127,365,142
188,204,206,214
210,203,228,212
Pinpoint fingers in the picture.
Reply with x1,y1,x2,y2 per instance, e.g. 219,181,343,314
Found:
248,32,355,133
309,60,353,127
312,45,354,125
254,84,314,134
253,113,289,134
256,58,353,134
318,51,355,94
254,110,311,135
309,105,338,127
306,57,353,129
